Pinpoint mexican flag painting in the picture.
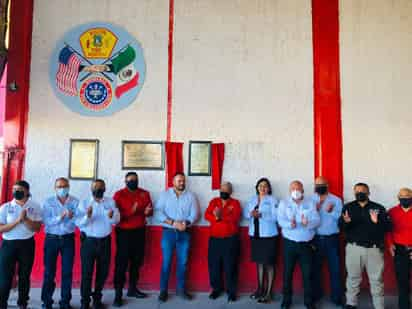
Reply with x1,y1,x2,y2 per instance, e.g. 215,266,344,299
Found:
110,46,139,98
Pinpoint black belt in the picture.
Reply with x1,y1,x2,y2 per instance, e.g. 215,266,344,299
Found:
349,241,383,249
395,244,412,251
316,233,339,239
46,233,74,239
285,238,312,245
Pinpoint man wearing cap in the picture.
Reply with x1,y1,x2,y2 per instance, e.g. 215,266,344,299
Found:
387,188,412,309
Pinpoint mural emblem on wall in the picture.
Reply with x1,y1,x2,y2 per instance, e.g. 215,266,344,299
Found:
50,22,146,116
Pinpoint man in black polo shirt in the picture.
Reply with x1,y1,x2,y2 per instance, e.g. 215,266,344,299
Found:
340,183,391,309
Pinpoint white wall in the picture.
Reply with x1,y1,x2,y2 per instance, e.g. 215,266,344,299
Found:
25,0,314,225
340,0,412,207
173,0,314,223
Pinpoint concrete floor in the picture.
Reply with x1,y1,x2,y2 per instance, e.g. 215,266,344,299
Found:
7,288,398,309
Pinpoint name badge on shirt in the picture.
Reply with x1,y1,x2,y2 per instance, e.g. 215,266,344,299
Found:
369,209,380,215
7,206,15,214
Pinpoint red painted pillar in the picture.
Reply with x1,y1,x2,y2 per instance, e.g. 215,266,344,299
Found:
166,0,174,143
312,0,343,197
0,0,33,203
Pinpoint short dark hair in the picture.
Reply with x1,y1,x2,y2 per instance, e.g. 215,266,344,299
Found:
55,177,69,185
125,172,138,179
15,180,30,191
255,177,272,195
174,172,185,178
93,179,106,186
354,182,369,191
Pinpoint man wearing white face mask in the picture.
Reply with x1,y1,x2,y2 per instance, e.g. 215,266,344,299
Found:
278,180,320,309
41,177,79,309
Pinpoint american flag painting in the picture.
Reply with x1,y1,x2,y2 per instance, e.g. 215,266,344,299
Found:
56,47,81,96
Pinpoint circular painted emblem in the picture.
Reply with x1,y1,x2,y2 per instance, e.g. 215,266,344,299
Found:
49,22,146,117
79,77,113,111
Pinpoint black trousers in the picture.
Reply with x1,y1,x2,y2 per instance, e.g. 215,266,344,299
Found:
208,235,240,296
80,235,111,306
0,237,35,309
282,238,314,306
114,227,146,296
394,245,412,309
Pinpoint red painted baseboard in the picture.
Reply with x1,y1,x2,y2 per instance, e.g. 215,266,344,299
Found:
28,226,397,294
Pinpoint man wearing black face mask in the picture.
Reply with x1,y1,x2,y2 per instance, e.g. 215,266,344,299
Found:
112,172,153,307
387,188,412,309
0,180,42,309
204,182,241,303
339,183,391,309
75,179,120,309
310,176,343,306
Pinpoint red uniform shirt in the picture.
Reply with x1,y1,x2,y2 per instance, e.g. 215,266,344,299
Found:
205,197,241,238
387,205,412,246
113,187,153,229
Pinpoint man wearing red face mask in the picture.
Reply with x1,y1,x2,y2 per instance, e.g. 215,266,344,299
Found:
387,188,412,309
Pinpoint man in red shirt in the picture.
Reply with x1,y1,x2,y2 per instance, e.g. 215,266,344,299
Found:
387,187,412,309
112,172,153,307
205,182,241,303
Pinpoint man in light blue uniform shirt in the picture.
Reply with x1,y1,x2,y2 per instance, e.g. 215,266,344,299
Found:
310,176,343,307
278,180,320,309
75,179,120,309
154,173,199,303
41,177,79,309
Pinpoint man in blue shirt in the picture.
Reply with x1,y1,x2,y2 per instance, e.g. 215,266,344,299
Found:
76,179,120,309
278,180,320,309
154,173,199,303
310,176,343,306
41,177,79,309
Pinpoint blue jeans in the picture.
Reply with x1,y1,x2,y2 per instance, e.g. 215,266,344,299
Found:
41,234,75,307
312,234,343,304
160,228,191,292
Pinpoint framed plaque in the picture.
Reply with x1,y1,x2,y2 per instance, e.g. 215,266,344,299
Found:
122,141,164,170
188,141,211,176
69,139,99,180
